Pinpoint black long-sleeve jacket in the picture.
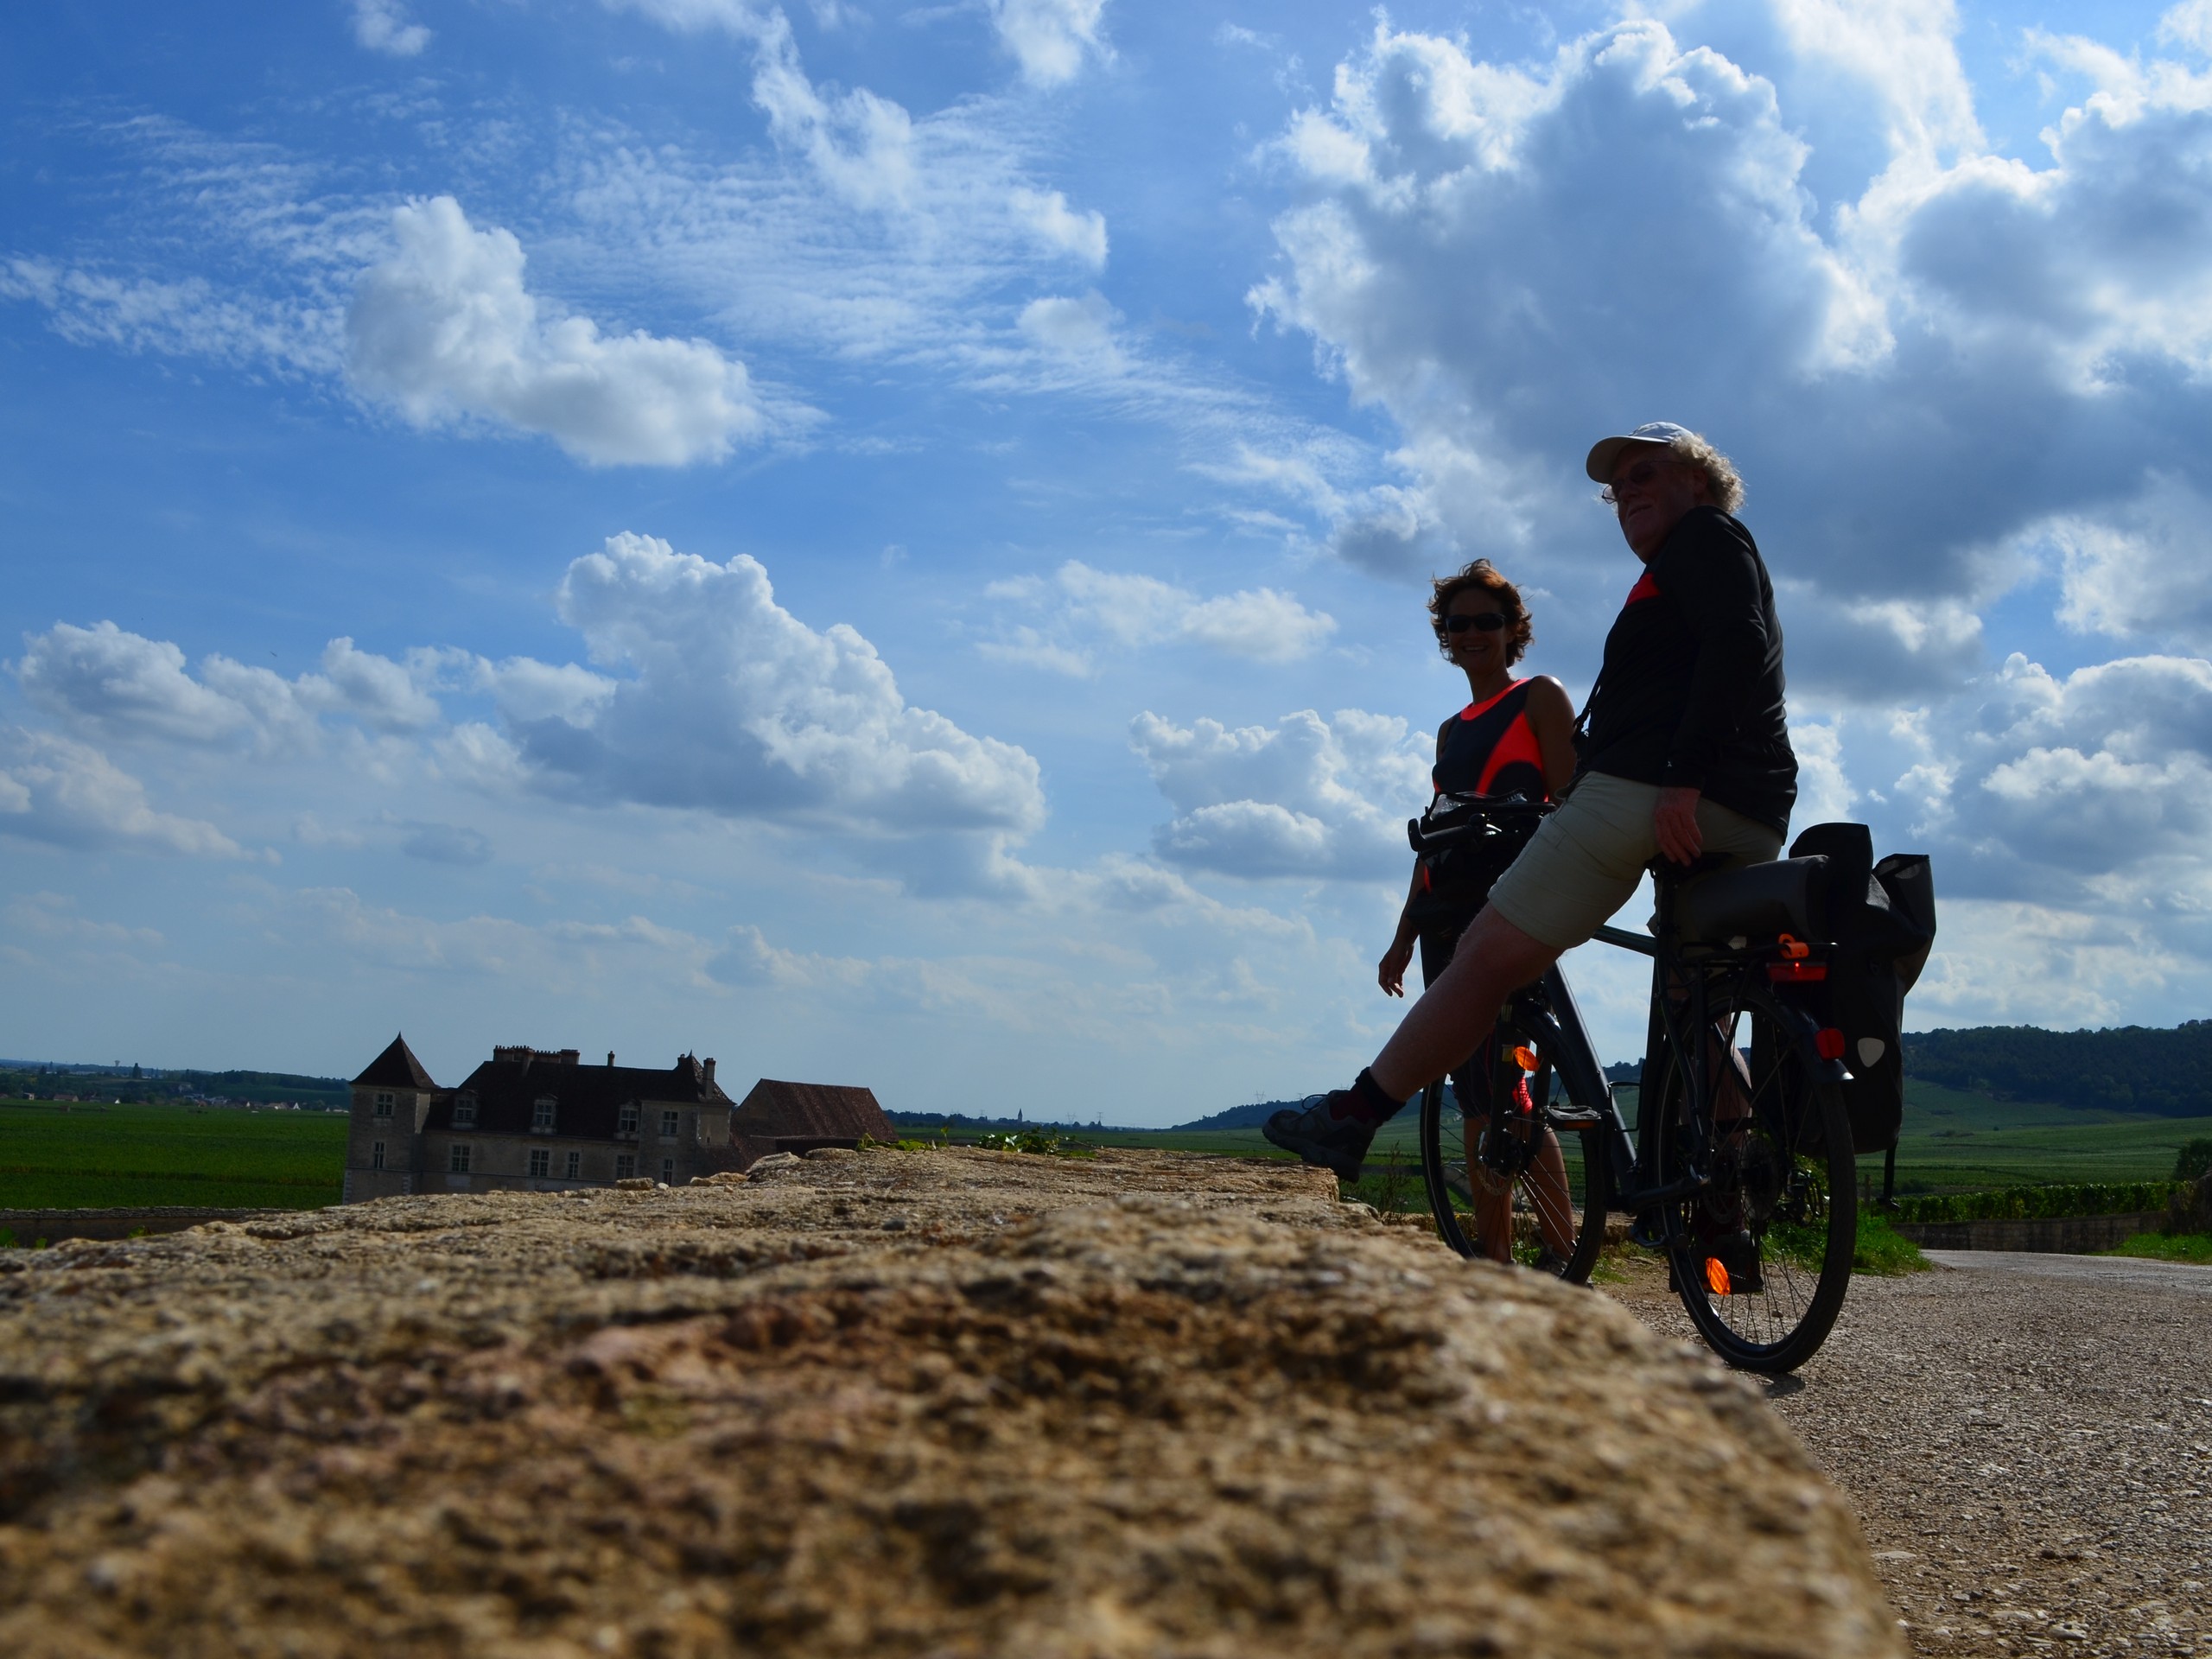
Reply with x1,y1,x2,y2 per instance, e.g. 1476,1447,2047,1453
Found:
1575,505,1796,834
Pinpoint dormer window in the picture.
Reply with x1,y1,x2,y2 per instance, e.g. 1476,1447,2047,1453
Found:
532,1097,556,1132
617,1103,639,1136
373,1092,394,1117
453,1094,477,1128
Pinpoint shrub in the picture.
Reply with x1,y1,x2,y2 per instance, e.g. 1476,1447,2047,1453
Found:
2174,1138,2212,1182
1891,1180,2190,1226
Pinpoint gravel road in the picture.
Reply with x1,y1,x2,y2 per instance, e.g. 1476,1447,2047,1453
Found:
1608,1251,2212,1657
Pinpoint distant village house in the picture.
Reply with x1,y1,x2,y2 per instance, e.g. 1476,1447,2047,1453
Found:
342,1034,892,1203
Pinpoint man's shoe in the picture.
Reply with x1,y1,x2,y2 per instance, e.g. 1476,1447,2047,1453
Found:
1262,1092,1378,1181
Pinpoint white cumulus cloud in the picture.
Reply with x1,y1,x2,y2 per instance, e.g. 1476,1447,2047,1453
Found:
989,0,1110,87
982,560,1335,674
1250,13,2212,702
1130,708,1429,880
503,532,1046,840
350,0,430,57
346,196,768,466
0,728,251,860
18,621,451,753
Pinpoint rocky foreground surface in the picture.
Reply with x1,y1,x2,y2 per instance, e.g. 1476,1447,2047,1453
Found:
0,1147,1899,1658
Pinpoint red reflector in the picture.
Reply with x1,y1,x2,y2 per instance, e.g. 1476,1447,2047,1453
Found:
1767,961,1829,983
1815,1027,1847,1060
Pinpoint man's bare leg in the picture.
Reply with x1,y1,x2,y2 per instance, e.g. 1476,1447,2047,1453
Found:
1263,904,1562,1182
1370,905,1560,1101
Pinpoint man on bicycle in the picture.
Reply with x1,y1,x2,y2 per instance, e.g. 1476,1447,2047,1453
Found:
1267,422,1797,1180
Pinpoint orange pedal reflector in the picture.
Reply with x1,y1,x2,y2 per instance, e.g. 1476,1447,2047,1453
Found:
1510,1045,1539,1072
1705,1256,1732,1296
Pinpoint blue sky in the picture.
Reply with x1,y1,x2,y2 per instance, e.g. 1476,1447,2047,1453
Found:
4,0,2210,1120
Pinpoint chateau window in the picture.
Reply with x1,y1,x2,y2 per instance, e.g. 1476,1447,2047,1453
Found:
660,1109,680,1137
564,1151,581,1179
617,1103,639,1136
615,1154,636,1179
660,1159,674,1185
449,1144,472,1174
453,1096,477,1128
373,1092,393,1117
532,1097,556,1132
528,1148,550,1179
371,1141,385,1170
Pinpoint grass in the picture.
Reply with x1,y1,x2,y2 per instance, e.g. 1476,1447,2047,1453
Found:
0,1098,345,1211
1853,1210,1930,1274
1866,1084,2212,1193
2105,1231,2212,1264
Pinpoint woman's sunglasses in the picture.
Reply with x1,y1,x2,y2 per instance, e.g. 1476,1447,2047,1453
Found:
1441,612,1508,634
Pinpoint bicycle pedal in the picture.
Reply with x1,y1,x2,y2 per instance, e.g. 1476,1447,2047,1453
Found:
1546,1106,1604,1128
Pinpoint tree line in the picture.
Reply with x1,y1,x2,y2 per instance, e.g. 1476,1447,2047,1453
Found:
1904,1020,2212,1117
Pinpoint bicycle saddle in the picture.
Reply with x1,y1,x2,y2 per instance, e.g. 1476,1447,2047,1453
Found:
1674,855,1830,944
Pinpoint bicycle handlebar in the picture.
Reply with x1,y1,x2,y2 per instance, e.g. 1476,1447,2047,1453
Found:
1406,793,1551,855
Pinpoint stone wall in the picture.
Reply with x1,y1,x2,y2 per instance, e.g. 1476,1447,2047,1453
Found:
1891,1210,2169,1254
0,1147,1901,1658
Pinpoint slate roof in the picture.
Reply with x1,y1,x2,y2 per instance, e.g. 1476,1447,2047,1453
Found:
424,1052,734,1140
352,1033,439,1091
730,1079,893,1144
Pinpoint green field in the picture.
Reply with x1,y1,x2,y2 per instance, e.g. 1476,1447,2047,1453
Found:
6,1072,2204,1218
0,1099,346,1211
1877,1082,2212,1192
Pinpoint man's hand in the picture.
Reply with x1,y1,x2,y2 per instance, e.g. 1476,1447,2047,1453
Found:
1654,785,1703,866
1378,933,1416,997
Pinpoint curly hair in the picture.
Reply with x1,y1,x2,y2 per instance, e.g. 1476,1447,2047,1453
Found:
1427,560,1533,666
1667,429,1745,514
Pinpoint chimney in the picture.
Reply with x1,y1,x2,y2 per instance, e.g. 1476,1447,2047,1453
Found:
703,1058,716,1084
607,1051,616,1067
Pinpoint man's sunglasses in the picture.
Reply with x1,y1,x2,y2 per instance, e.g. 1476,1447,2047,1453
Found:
1601,459,1670,503
1441,612,1508,634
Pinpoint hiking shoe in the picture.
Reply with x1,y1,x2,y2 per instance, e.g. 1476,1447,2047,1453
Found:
1529,1247,1573,1275
1262,1092,1378,1181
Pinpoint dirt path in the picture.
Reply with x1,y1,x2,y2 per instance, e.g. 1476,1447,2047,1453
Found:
1607,1253,2212,1656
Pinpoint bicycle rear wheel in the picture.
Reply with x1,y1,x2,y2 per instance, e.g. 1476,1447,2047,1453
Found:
1649,977,1855,1372
1420,1007,1610,1282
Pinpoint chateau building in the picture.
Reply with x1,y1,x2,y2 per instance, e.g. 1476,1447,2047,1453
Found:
343,1035,894,1202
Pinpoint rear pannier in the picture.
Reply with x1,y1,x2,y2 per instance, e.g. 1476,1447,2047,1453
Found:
1783,823,1938,1154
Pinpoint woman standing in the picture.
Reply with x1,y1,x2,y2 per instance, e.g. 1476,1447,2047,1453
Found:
1273,559,1579,1264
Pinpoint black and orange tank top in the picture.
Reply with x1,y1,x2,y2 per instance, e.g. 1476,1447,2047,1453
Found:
1432,678,1548,801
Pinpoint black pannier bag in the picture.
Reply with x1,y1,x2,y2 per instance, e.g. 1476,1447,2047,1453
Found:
1783,822,1938,1154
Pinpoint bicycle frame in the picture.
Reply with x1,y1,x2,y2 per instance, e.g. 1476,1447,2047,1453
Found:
1581,885,1846,1242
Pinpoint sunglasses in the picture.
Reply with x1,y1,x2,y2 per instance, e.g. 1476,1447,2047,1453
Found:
1601,459,1670,503
1441,612,1508,634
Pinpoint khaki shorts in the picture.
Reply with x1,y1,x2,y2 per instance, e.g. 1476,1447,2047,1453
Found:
1485,772,1784,950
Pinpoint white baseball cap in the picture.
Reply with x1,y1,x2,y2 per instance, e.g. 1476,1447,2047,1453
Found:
1585,421,1694,483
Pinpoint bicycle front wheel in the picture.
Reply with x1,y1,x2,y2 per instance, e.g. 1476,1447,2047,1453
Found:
1420,1010,1610,1282
1649,977,1855,1373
